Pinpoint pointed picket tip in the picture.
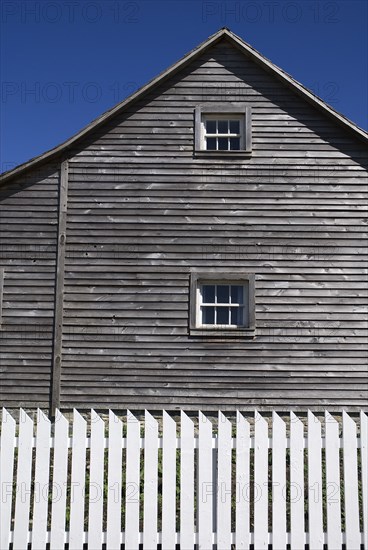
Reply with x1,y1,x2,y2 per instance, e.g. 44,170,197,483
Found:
181,410,194,431
163,410,174,421
127,409,139,421
290,411,304,442
53,410,69,436
272,412,286,437
90,408,104,424
198,410,207,423
325,410,338,425
36,408,50,422
236,410,250,429
19,407,33,424
73,409,87,434
53,410,68,432
342,409,354,427
307,409,321,425
54,408,64,422
272,411,285,423
342,410,357,432
126,409,140,425
181,410,191,422
254,410,268,427
163,410,176,434
218,411,231,437
218,410,231,425
290,411,301,424
108,409,122,425
198,411,212,432
73,408,86,423
1,407,16,426
144,410,158,434
235,411,250,447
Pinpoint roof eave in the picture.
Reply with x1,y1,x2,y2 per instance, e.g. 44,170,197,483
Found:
225,30,368,145
0,28,228,185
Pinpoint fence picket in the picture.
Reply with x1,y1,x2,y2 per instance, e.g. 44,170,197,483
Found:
162,411,177,550
180,411,195,550
13,409,33,550
0,408,366,550
69,410,87,550
308,410,323,550
143,410,158,550
125,410,140,550
325,411,341,549
0,409,16,550
361,411,368,550
31,410,51,550
50,410,69,550
106,410,123,550
254,412,268,550
290,412,304,550
198,411,213,549
88,410,105,549
343,411,360,549
235,411,250,550
217,411,232,550
272,412,287,550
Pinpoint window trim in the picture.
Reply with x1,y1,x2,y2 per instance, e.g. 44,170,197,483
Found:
194,105,252,157
189,271,256,337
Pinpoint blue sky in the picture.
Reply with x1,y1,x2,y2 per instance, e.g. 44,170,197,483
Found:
1,0,367,172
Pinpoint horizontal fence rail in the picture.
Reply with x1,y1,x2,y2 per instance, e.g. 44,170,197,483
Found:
0,409,367,549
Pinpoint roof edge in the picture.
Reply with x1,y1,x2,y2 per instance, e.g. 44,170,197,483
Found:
1,28,367,184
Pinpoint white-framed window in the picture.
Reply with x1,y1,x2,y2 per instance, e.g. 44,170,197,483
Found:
190,271,255,336
203,116,243,151
198,282,247,327
195,105,252,156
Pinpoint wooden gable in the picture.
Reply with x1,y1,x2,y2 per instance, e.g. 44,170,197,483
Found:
1,31,367,412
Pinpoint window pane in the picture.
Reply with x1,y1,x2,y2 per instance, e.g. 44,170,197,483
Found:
217,307,230,325
202,306,215,325
218,120,228,133
202,284,215,303
230,137,240,150
231,285,244,304
206,120,216,133
231,306,244,325
217,285,229,303
206,137,216,150
230,120,240,133
218,137,228,150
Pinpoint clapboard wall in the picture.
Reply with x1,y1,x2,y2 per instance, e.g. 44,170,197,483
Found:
0,166,59,407
1,38,367,410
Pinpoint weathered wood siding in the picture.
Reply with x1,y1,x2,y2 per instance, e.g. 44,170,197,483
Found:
59,40,368,410
1,39,367,410
0,166,59,407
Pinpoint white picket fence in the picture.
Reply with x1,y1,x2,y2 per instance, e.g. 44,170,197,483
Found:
0,409,367,550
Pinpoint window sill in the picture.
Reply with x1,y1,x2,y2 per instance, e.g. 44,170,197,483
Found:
189,327,256,338
194,150,252,158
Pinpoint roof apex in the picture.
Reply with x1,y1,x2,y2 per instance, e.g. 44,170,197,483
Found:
1,28,367,184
